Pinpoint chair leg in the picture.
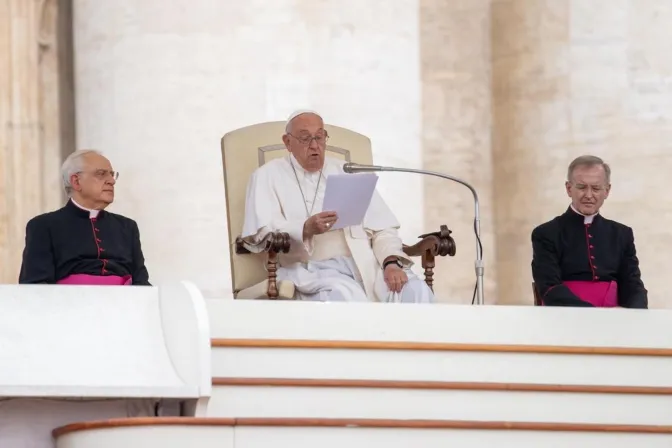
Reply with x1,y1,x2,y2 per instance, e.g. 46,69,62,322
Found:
266,251,279,299
421,251,435,292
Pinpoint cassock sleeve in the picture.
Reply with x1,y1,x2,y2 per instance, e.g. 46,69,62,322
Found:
371,228,413,268
131,220,151,286
616,227,647,309
531,226,593,307
241,169,313,257
19,217,56,284
364,190,412,267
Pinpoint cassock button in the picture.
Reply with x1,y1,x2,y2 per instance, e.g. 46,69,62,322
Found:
96,238,101,242
588,234,593,238
594,276,599,280
591,256,595,259
589,245,594,249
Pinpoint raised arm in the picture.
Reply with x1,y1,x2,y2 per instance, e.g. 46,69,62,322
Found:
616,227,647,309
531,226,593,307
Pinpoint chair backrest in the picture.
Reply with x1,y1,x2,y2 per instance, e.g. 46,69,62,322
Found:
221,121,373,294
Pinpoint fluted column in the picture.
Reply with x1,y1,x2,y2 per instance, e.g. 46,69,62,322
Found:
420,0,497,303
491,1,672,307
0,0,70,283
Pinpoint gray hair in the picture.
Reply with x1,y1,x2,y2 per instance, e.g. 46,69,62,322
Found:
567,155,611,184
61,149,102,196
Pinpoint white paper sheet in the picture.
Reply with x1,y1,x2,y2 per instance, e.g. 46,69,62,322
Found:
322,173,378,230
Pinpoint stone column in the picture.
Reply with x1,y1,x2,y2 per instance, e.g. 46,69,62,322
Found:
491,1,672,307
0,0,71,283
490,1,570,305
420,0,497,304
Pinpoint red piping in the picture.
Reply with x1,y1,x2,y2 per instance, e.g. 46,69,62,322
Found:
584,224,597,280
90,218,107,275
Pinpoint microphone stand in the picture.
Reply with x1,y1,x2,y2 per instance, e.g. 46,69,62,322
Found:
345,164,484,305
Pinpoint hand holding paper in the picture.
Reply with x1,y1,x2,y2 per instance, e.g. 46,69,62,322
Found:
304,211,339,238
322,173,378,230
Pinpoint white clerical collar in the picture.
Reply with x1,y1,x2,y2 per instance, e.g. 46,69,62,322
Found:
71,198,100,218
570,204,597,224
288,153,321,180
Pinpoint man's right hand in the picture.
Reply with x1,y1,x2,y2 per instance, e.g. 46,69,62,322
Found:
303,211,338,239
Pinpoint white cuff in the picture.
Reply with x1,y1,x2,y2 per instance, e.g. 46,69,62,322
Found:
285,219,314,256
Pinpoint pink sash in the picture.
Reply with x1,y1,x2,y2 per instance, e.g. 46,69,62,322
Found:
563,280,618,307
57,274,132,286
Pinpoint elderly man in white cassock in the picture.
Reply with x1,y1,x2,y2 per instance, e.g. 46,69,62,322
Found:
241,110,434,303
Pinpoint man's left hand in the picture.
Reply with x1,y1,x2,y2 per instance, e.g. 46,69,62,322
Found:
384,264,407,293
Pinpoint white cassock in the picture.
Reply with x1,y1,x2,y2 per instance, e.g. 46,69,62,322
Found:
241,154,434,303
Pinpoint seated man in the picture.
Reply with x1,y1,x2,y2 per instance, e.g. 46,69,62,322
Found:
241,110,433,303
531,155,647,308
19,149,150,286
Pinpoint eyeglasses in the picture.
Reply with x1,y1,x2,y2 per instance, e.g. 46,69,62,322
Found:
288,133,329,146
77,169,119,180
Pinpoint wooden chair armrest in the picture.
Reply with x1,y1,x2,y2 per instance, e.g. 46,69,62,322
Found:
235,232,291,255
402,224,456,258
234,232,291,299
402,225,456,292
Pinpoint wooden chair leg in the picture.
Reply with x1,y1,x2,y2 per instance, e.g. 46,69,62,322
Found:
266,251,279,299
421,251,435,292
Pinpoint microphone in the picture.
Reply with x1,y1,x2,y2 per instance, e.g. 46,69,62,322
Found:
343,163,385,173
343,162,485,305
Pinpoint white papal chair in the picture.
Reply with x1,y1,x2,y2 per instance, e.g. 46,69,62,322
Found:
221,121,456,300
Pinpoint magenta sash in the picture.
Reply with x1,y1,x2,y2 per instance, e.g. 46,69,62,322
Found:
563,280,618,307
57,274,132,286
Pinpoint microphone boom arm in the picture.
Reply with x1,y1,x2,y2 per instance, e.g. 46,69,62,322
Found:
345,163,485,305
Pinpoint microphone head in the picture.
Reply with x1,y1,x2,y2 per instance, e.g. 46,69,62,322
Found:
343,162,382,173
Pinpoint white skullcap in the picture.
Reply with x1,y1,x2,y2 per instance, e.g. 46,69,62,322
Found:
285,109,323,132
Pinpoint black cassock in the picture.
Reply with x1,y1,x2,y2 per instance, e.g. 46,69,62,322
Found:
531,206,647,308
19,199,151,285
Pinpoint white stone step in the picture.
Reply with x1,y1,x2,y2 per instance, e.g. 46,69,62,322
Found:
208,379,672,425
211,343,672,387
52,417,672,448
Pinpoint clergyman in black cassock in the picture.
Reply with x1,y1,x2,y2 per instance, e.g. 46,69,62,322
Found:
531,155,647,308
19,150,150,286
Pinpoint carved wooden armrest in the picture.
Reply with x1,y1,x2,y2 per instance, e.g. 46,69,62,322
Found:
235,232,291,299
402,225,456,291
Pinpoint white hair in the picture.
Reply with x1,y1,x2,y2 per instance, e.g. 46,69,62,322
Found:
284,109,323,133
61,149,102,196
